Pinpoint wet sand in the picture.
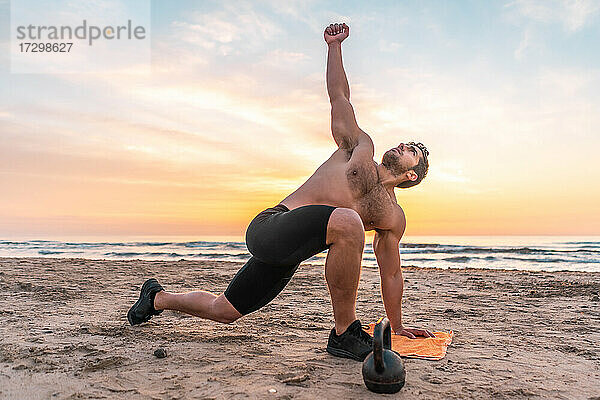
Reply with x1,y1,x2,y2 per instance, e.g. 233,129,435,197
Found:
0,257,599,399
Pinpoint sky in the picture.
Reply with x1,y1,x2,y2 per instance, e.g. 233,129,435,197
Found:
0,0,599,238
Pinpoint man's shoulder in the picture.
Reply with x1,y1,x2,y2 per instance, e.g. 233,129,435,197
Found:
375,204,406,240
391,204,407,237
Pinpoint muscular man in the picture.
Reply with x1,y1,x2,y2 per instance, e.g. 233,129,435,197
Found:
127,22,433,361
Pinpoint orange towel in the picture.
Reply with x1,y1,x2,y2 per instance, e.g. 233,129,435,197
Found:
363,324,453,361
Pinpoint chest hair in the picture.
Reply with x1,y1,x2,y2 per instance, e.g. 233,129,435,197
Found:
345,161,391,225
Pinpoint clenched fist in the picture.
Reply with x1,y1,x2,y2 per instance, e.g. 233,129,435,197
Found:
324,23,349,45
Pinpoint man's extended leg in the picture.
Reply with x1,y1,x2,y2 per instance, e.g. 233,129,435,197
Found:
127,204,332,326
127,277,242,325
153,255,299,320
128,255,298,325
154,290,241,324
324,207,365,335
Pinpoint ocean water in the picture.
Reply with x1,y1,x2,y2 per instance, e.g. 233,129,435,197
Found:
1,236,599,273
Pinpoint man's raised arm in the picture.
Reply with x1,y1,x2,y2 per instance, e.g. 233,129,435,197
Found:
325,23,350,101
324,23,371,151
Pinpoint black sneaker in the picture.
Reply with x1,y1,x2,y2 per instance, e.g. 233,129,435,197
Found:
326,320,373,361
127,278,164,326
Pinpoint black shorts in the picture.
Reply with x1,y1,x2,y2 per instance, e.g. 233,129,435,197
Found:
224,204,337,315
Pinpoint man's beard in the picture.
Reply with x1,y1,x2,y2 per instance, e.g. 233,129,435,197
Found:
382,150,408,177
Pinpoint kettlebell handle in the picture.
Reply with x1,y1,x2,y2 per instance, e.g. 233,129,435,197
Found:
373,317,392,373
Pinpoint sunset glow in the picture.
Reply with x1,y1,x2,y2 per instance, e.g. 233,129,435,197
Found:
1,0,599,237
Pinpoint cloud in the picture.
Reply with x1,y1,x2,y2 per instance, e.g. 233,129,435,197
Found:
428,165,470,184
260,0,328,34
379,39,403,53
505,0,600,32
60,0,130,22
514,28,532,59
536,66,596,96
170,2,281,55
264,49,310,63
261,0,315,18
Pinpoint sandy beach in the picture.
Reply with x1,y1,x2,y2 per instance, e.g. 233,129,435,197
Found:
0,257,598,399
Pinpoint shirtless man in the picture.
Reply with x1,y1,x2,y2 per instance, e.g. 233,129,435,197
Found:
127,22,433,361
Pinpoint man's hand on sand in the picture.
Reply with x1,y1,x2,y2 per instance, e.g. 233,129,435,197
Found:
395,327,435,339
324,23,349,44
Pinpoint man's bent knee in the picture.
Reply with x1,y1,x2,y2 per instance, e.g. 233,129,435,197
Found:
326,208,365,246
213,294,243,324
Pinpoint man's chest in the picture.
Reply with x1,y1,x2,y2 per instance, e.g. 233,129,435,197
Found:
344,161,395,230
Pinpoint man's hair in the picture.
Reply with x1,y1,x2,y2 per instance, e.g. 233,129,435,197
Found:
396,142,429,189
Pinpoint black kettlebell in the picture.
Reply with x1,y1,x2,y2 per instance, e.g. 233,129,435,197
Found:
362,317,405,394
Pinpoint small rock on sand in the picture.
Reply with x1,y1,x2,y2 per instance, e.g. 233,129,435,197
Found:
153,348,167,358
